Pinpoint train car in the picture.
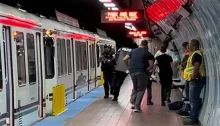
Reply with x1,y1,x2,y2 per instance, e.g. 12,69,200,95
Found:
0,2,116,126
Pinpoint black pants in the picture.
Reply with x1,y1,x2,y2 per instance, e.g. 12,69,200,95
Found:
112,71,127,99
103,70,113,96
159,73,172,102
147,78,152,102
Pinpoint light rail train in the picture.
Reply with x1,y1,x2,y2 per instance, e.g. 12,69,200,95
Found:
0,3,116,126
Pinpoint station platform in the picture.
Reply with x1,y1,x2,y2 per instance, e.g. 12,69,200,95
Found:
35,76,194,126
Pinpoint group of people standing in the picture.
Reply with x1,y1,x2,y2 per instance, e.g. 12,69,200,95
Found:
100,39,205,125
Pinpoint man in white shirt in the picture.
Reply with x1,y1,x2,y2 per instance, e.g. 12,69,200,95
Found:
154,43,177,61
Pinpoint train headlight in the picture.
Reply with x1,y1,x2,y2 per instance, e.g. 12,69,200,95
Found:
44,29,53,36
13,31,17,36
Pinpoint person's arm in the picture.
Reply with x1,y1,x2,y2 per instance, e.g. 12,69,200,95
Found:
123,50,132,67
191,53,202,80
123,55,130,67
152,60,158,75
147,52,155,72
148,60,154,72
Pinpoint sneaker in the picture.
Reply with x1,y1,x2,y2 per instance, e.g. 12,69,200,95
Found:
133,108,141,113
183,118,199,125
104,95,109,99
147,101,154,105
161,102,165,106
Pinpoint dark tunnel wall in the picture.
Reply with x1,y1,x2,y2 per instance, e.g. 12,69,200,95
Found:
157,0,220,125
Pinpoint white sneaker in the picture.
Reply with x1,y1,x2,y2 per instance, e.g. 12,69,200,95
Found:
133,109,141,113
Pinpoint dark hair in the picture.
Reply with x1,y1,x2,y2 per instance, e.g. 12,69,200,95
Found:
140,40,148,47
160,45,166,53
191,39,200,48
182,42,189,48
162,42,168,48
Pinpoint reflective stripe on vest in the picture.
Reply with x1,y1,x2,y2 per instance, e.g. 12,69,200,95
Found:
183,50,205,81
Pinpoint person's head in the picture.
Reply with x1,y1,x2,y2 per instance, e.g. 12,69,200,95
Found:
139,40,148,48
189,39,200,52
162,42,169,49
182,42,189,52
160,45,167,53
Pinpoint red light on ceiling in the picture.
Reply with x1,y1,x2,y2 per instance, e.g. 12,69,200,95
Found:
101,10,144,23
146,0,181,22
128,31,149,37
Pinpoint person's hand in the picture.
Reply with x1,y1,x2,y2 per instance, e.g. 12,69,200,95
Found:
126,70,129,74
151,74,156,79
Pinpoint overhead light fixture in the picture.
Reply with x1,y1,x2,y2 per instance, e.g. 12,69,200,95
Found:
132,26,137,31
99,0,111,2
125,23,132,26
112,7,119,10
104,3,116,7
125,25,133,30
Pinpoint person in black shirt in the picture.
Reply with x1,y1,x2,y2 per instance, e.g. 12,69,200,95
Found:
153,45,173,106
100,45,115,98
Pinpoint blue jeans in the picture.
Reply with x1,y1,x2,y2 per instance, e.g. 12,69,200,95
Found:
185,81,190,100
189,79,205,120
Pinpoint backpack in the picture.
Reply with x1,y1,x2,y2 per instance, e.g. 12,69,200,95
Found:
168,101,184,110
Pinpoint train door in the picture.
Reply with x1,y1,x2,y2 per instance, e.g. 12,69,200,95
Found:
36,32,44,118
0,26,11,126
11,27,40,126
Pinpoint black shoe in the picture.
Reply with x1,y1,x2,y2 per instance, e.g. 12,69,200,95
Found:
167,98,171,103
147,101,154,105
112,97,118,101
161,102,165,106
104,95,109,99
183,118,199,125
110,90,114,95
177,111,189,117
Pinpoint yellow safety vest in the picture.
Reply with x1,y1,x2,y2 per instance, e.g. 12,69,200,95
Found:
183,50,205,81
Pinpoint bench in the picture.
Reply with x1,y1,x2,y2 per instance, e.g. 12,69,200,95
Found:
172,78,185,95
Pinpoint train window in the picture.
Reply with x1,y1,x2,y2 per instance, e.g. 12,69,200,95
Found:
44,37,55,79
61,39,67,75
96,44,100,67
57,38,62,76
80,42,84,70
92,44,96,68
83,42,87,70
27,33,36,84
67,40,72,74
14,31,26,86
75,41,80,71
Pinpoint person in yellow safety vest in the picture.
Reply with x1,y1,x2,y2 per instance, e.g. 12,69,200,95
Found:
177,42,191,117
181,42,190,101
183,39,206,125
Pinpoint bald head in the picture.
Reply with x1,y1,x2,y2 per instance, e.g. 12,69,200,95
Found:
189,39,200,51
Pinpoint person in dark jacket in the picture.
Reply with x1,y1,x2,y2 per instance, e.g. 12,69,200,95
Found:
153,45,173,106
111,47,130,101
100,45,115,98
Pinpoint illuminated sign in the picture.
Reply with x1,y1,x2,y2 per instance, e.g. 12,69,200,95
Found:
128,31,150,38
101,10,144,23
